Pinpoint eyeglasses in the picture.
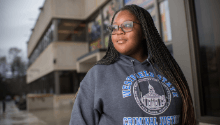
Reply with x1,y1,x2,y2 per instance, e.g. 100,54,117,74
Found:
107,21,141,35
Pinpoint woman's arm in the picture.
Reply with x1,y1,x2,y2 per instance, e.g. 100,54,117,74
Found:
69,80,99,125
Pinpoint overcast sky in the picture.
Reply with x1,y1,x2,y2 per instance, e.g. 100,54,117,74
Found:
0,0,45,63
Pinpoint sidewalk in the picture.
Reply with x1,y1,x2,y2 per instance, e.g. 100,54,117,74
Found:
0,100,73,125
0,100,47,125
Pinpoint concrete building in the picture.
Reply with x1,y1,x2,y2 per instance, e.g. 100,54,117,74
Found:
26,0,220,124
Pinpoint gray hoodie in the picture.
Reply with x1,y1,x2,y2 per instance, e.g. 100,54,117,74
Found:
69,53,182,125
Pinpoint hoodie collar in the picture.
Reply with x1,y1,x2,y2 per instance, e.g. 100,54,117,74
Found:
118,53,150,67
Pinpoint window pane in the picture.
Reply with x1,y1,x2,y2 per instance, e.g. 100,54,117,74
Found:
103,0,122,35
194,0,220,117
88,14,101,42
147,6,156,26
102,0,122,49
159,0,172,43
104,35,109,48
89,38,101,52
28,23,54,67
58,19,86,41
88,14,102,51
125,0,154,8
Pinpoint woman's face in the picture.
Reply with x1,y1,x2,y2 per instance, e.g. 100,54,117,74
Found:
111,10,145,57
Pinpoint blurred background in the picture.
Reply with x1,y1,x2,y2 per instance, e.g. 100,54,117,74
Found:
0,0,219,125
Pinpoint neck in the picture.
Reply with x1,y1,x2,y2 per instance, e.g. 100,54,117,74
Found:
136,54,148,63
129,48,148,63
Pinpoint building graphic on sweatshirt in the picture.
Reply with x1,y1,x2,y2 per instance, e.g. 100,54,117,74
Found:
133,77,171,115
140,84,166,110
128,71,173,115
121,70,181,115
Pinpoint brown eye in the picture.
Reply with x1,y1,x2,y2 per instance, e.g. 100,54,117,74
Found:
123,23,132,28
122,21,133,31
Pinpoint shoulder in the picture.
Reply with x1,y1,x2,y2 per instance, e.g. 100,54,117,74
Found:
87,64,108,74
81,64,110,82
79,64,110,90
88,64,113,74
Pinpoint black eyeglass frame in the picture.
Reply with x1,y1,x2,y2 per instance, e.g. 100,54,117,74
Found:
107,21,141,35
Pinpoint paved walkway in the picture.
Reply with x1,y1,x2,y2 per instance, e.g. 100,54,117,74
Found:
0,101,73,125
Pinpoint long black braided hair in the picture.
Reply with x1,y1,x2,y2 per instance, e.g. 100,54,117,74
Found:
95,4,195,125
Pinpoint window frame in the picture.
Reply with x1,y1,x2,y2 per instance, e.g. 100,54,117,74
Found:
184,0,220,124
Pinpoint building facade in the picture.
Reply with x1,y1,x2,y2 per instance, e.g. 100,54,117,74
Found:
26,0,220,124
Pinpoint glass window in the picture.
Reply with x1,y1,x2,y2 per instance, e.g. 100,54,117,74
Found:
103,0,123,30
28,23,54,67
159,0,172,43
58,19,86,41
103,2,114,35
125,0,154,8
43,89,46,94
50,88,54,94
194,0,220,117
104,35,109,48
102,0,123,49
88,14,102,42
88,14,102,51
89,38,101,52
147,6,156,25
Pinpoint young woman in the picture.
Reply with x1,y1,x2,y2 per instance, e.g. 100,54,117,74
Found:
69,4,196,125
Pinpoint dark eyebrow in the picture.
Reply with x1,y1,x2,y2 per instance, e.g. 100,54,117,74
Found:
112,20,134,25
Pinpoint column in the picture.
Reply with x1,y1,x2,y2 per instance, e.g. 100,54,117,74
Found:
54,71,60,95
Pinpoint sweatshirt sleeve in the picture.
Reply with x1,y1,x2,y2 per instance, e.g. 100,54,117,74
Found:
69,68,100,125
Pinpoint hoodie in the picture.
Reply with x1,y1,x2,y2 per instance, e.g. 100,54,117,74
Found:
69,53,182,125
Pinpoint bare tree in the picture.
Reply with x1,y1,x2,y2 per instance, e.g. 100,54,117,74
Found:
0,48,28,100
8,47,27,77
9,48,21,60
0,56,8,78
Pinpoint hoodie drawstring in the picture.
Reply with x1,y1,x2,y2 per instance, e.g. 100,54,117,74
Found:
131,60,142,98
147,59,166,96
